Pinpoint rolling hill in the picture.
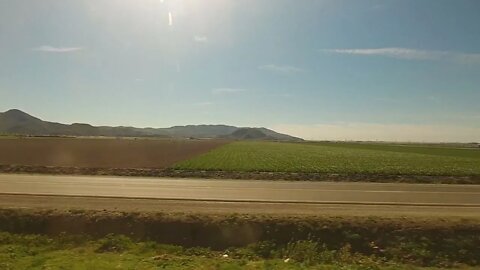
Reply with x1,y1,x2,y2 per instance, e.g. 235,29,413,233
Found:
0,109,302,141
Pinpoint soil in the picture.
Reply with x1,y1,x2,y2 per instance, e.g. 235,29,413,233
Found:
0,138,228,169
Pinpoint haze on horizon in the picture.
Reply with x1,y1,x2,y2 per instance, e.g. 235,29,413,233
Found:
1,0,479,142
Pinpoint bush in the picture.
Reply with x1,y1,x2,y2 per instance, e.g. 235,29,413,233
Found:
282,240,319,265
96,234,133,253
183,246,214,257
317,244,336,264
155,243,184,255
56,232,89,249
0,232,15,244
247,241,277,258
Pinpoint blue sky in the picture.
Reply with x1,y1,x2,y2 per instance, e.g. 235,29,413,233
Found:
1,0,479,142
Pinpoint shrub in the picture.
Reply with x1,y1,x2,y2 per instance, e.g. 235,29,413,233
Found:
282,240,319,265
183,246,214,257
247,241,277,258
96,234,133,253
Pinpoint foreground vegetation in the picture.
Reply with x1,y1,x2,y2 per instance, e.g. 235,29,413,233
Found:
0,232,475,270
175,141,480,177
0,209,479,268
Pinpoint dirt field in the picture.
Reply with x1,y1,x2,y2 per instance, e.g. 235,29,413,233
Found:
0,138,228,169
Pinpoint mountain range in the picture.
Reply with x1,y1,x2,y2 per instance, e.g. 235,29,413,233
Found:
0,109,302,141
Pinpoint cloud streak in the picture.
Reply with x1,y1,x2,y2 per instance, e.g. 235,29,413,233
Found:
193,101,213,106
258,64,305,73
211,88,246,94
194,35,208,43
321,48,480,63
32,46,84,53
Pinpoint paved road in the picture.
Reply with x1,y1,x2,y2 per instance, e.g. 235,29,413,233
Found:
1,174,480,206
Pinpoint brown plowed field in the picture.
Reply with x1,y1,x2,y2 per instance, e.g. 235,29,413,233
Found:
0,138,228,169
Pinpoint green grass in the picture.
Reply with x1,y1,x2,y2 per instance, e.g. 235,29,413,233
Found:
174,141,480,176
0,232,468,270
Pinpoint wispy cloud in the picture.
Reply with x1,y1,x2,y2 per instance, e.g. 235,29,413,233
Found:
374,97,403,104
321,48,480,64
279,93,293,98
32,46,84,53
426,96,442,104
193,101,214,106
193,35,208,43
211,88,246,94
258,64,305,74
369,4,386,11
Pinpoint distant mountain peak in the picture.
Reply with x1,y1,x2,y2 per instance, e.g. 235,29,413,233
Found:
5,109,24,114
4,109,30,116
2,109,40,122
229,128,268,139
0,109,303,141
71,123,94,127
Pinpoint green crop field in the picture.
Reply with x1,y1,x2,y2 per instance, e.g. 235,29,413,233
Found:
308,142,480,160
174,141,480,176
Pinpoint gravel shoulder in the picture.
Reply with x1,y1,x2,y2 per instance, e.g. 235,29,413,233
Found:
1,194,479,219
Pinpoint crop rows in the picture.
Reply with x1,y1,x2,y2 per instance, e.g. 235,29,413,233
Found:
174,141,480,176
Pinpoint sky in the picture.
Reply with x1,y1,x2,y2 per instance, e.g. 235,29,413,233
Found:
1,0,479,142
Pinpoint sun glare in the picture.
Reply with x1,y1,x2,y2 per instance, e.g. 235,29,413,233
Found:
168,12,173,26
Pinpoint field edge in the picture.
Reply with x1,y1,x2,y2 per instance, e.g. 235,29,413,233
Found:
1,164,479,184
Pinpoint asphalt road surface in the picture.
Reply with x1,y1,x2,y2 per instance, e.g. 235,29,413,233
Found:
1,174,479,217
